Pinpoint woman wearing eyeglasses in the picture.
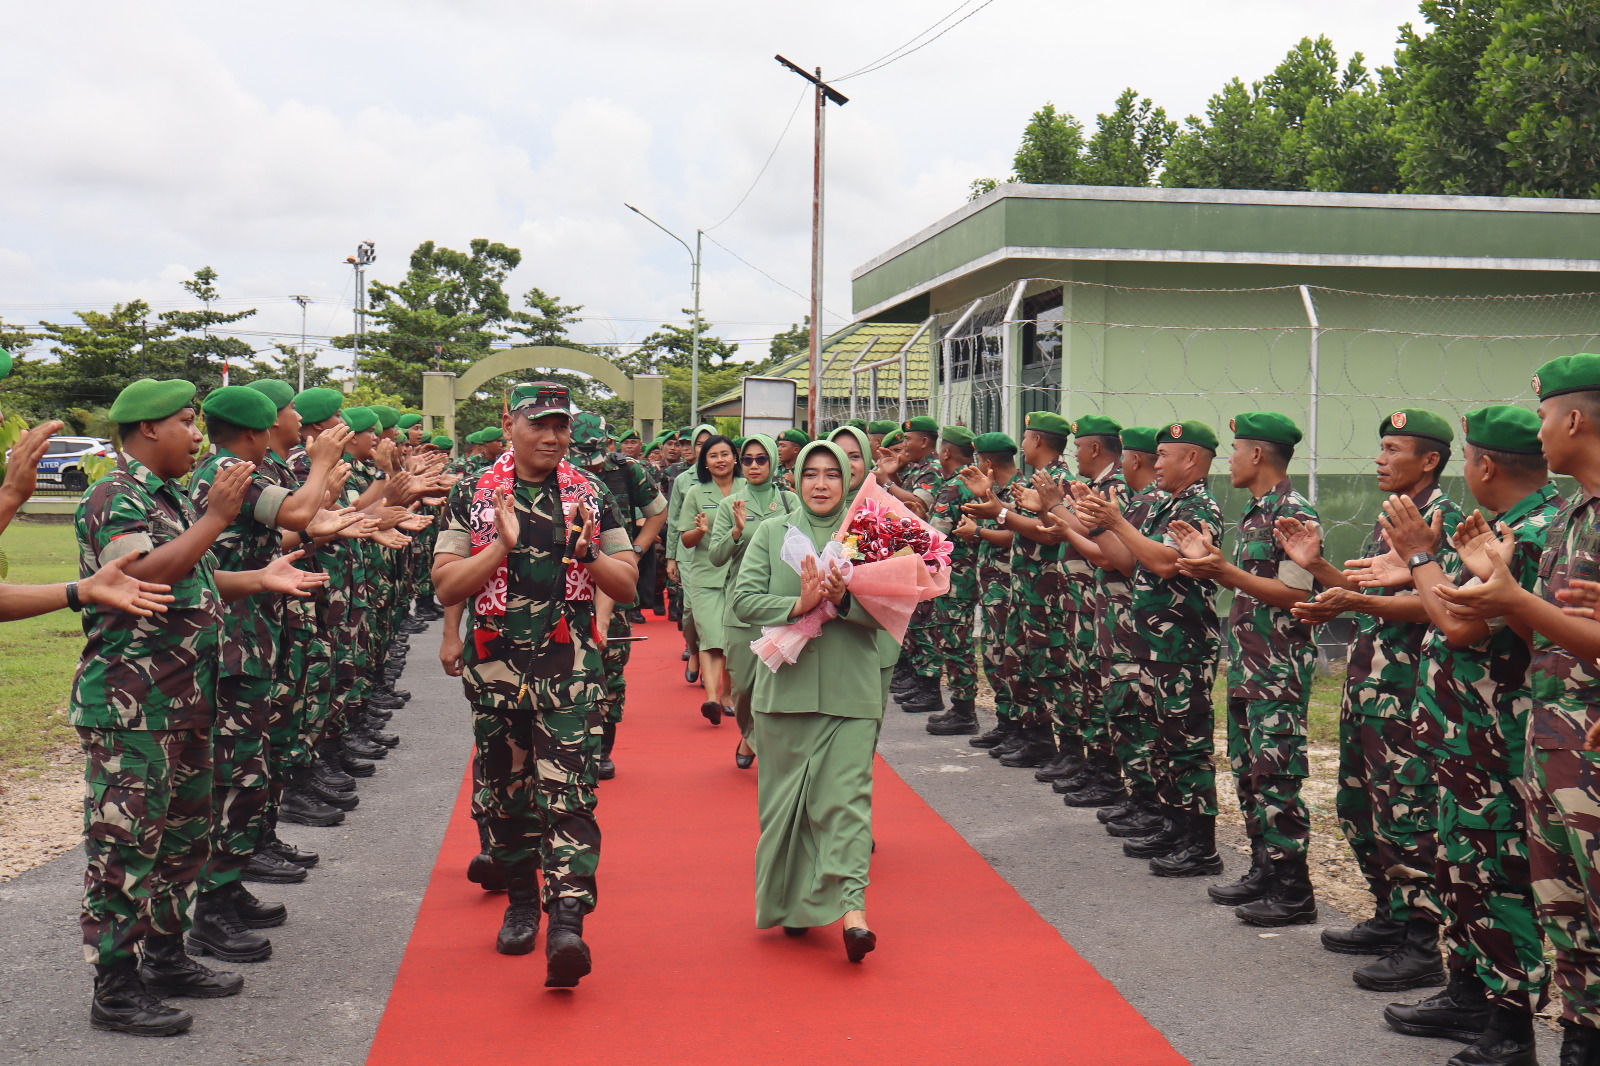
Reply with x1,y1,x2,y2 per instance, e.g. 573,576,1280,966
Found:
674,433,741,724
709,434,799,768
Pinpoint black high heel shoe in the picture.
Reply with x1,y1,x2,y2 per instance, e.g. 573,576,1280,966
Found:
783,927,808,937
735,744,754,770
700,701,722,725
843,927,877,963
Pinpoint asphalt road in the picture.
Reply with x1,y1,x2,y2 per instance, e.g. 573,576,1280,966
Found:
0,621,1563,1064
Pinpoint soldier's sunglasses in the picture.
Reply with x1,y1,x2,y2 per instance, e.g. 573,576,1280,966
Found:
740,455,770,467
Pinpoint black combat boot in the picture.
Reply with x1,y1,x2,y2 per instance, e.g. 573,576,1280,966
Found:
403,614,429,634
338,745,377,776
1353,918,1446,992
279,768,346,827
357,711,400,748
1150,811,1225,877
415,596,442,620
313,743,358,792
1382,969,1489,1042
1321,897,1406,955
495,870,542,955
302,769,359,811
1000,726,1057,768
926,698,979,735
90,959,193,1037
341,730,387,761
1098,798,1137,824
544,897,593,988
1060,752,1127,807
889,659,915,701
188,884,273,963
1235,852,1318,926
229,882,288,929
138,932,243,998
368,688,405,710
1122,806,1183,858
241,847,308,884
597,721,617,781
1035,735,1087,782
969,717,1018,750
1558,1018,1600,1066
469,820,506,891
1445,1004,1537,1066
1208,839,1272,905
901,674,944,714
262,805,320,868
1104,790,1167,838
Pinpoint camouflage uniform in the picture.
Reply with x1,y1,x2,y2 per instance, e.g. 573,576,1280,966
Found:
1125,480,1224,816
437,465,631,909
269,449,333,777
1339,485,1463,924
1099,485,1160,794
1522,493,1600,1026
776,461,795,493
590,454,666,724
1224,477,1319,862
72,457,222,965
927,472,980,702
288,446,340,753
1060,460,1120,752
979,473,1022,722
189,448,293,891
899,455,946,683
1416,484,1561,1013
1005,458,1077,734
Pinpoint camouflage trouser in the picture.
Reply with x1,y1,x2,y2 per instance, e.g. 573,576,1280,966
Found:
905,599,940,681
1337,700,1438,924
332,603,371,730
981,600,1016,722
78,727,213,965
1071,611,1107,754
993,605,1050,729
600,610,633,724
472,698,603,910
1104,662,1154,793
1436,782,1549,1012
203,674,277,891
1524,745,1600,1026
933,593,978,701
270,626,332,773
1145,660,1218,817
1019,601,1071,735
1225,697,1310,861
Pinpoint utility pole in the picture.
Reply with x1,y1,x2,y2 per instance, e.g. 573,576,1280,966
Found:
346,241,375,390
139,318,147,376
776,55,848,434
625,205,701,423
291,295,311,392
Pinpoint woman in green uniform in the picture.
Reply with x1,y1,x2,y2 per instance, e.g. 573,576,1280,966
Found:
731,441,883,963
676,433,740,724
829,425,901,712
709,434,799,768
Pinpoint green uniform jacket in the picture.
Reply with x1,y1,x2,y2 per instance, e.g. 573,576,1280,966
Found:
708,485,800,628
674,476,739,588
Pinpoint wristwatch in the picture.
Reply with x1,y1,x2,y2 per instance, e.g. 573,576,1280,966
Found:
1407,552,1436,570
65,581,82,612
631,544,644,555
996,508,1010,525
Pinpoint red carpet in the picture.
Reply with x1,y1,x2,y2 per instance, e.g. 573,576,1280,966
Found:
367,615,1184,1066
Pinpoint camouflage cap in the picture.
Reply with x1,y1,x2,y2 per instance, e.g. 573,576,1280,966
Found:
973,431,1017,456
1023,410,1071,437
902,415,939,435
569,412,607,458
1163,420,1219,452
509,381,572,419
396,412,423,430
201,385,279,431
245,378,295,410
1380,408,1453,445
292,387,344,424
1230,411,1302,447
109,378,197,423
1070,414,1122,437
1533,354,1600,400
778,428,811,446
342,406,379,434
1121,426,1160,454
867,420,897,435
939,424,976,447
370,404,400,430
1463,405,1542,454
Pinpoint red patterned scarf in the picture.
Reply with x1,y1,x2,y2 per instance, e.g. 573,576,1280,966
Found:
468,451,602,627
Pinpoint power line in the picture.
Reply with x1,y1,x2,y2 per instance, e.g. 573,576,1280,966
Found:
699,232,848,323
704,86,810,233
834,0,1001,83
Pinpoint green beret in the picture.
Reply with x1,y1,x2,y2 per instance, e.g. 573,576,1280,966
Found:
245,378,295,411
293,387,344,425
201,385,279,431
939,425,976,448
479,427,504,444
778,428,811,446
1070,414,1122,437
464,430,482,445
732,436,749,451
1380,408,1453,446
1023,410,1071,437
369,405,399,430
1463,405,1542,455
0,348,11,380
973,432,1017,456
846,418,869,431
343,406,379,434
109,378,197,423
432,435,453,449
1230,411,1302,447
867,420,897,435
618,428,640,443
881,428,904,448
1533,354,1600,401
677,425,695,438
1162,420,1219,452
901,415,939,435
397,413,423,430
1121,426,1159,453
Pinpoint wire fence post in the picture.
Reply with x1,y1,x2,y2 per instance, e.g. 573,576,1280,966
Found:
1001,280,1027,438
1298,284,1321,505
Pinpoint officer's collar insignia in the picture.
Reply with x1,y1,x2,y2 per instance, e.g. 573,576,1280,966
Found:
1391,411,1407,429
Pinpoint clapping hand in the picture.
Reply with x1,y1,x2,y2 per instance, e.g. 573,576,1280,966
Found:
796,554,825,615
1032,470,1066,511
205,461,255,524
372,528,412,550
307,506,365,539
1342,549,1413,589
1069,481,1119,528
260,550,330,597
1169,519,1224,580
492,488,519,547
1290,585,1364,625
77,554,175,617
307,423,353,466
731,499,747,539
1,420,65,506
1453,511,1515,581
1431,550,1522,621
821,559,848,606
1379,494,1443,559
874,451,903,480
1557,578,1600,619
693,510,711,535
1274,516,1324,569
958,465,993,499
572,503,597,562
954,514,979,541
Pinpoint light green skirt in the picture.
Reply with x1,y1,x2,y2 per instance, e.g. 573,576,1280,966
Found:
726,621,759,740
752,711,876,929
685,584,727,652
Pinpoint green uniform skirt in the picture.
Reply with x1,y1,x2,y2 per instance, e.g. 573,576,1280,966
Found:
686,584,727,652
725,621,759,741
752,711,876,929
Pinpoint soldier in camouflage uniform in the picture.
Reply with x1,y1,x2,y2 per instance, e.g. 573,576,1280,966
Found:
921,425,980,723
569,413,667,781
1075,420,1225,878
1360,406,1560,1063
775,428,807,492
1281,408,1464,993
1164,413,1320,924
433,381,637,988
879,415,949,713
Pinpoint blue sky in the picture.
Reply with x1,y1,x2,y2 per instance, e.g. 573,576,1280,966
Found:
0,0,1420,370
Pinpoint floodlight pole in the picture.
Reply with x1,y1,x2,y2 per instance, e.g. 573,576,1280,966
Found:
626,204,701,423
291,295,311,392
347,241,375,388
776,55,847,434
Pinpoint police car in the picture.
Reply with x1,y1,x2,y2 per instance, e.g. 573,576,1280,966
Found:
34,437,114,491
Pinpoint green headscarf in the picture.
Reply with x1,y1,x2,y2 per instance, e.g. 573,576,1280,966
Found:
791,439,852,550
731,433,783,514
691,423,717,451
828,425,872,492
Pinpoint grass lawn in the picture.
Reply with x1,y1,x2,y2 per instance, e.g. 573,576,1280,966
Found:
0,519,82,773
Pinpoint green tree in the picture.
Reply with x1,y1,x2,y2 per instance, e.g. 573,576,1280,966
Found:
505,287,585,347
160,266,258,386
1080,89,1178,186
1392,0,1508,194
1013,103,1086,184
768,319,810,362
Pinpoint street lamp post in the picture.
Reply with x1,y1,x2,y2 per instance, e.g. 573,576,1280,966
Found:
625,204,701,425
291,295,311,392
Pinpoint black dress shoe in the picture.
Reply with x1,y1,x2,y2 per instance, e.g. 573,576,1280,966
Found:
736,745,755,770
681,649,690,661
844,927,877,963
685,663,700,683
701,701,722,725
783,927,808,937
596,754,615,780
